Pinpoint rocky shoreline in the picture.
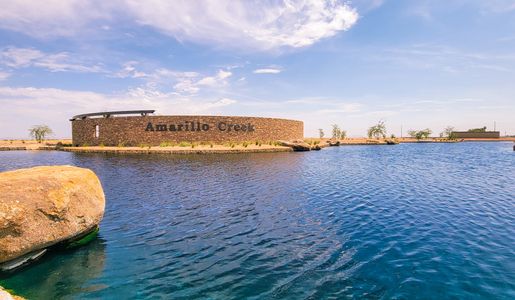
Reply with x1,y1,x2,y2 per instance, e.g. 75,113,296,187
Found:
1,137,514,154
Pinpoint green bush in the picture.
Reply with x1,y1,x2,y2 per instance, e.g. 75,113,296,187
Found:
160,141,175,147
178,141,191,147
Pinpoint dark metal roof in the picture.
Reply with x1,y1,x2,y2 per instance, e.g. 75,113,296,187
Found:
70,110,155,121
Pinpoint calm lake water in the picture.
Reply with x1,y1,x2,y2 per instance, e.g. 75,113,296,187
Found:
1,142,514,299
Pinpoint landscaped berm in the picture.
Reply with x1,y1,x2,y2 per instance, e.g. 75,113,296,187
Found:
0,166,105,276
71,110,304,146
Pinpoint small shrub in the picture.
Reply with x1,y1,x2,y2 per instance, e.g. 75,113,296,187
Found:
210,143,214,148
178,141,191,147
231,143,235,148
82,143,89,147
99,142,105,147
117,141,126,147
243,142,249,148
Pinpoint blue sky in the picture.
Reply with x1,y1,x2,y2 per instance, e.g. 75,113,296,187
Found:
1,0,514,138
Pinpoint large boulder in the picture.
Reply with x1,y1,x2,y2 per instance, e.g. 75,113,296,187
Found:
0,166,105,265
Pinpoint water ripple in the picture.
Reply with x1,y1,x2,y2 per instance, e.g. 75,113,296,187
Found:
0,142,514,299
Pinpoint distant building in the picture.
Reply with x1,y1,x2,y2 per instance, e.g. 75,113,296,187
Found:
451,131,500,138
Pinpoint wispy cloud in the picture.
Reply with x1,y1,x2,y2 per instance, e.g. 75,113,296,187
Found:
111,63,233,96
0,1,111,39
125,0,358,51
0,47,104,73
112,61,147,78
173,70,232,95
0,1,358,51
253,68,282,74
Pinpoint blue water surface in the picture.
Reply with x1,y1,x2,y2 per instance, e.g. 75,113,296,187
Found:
0,142,514,299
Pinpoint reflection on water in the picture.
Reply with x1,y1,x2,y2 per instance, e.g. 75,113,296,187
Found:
0,143,514,299
1,238,106,299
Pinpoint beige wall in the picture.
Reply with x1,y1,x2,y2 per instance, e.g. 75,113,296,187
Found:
72,115,304,146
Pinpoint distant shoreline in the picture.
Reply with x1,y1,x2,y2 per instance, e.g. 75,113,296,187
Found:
1,138,514,154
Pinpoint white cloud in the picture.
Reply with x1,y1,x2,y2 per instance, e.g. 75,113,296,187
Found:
0,47,103,73
0,1,358,51
113,61,147,78
253,68,282,74
111,63,232,95
173,69,232,94
0,1,111,38
125,0,358,50
0,86,238,138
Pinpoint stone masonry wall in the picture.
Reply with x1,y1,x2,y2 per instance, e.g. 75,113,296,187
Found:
72,115,304,146
452,131,500,138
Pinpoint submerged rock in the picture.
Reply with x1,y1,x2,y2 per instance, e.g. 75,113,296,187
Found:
0,166,105,267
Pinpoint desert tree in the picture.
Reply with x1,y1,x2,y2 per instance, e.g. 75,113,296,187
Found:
331,124,347,140
318,128,325,139
339,129,347,139
367,121,387,139
29,125,53,143
408,128,432,140
443,126,456,140
332,124,341,139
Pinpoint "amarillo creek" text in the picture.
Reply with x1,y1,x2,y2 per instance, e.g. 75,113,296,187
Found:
145,122,256,132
